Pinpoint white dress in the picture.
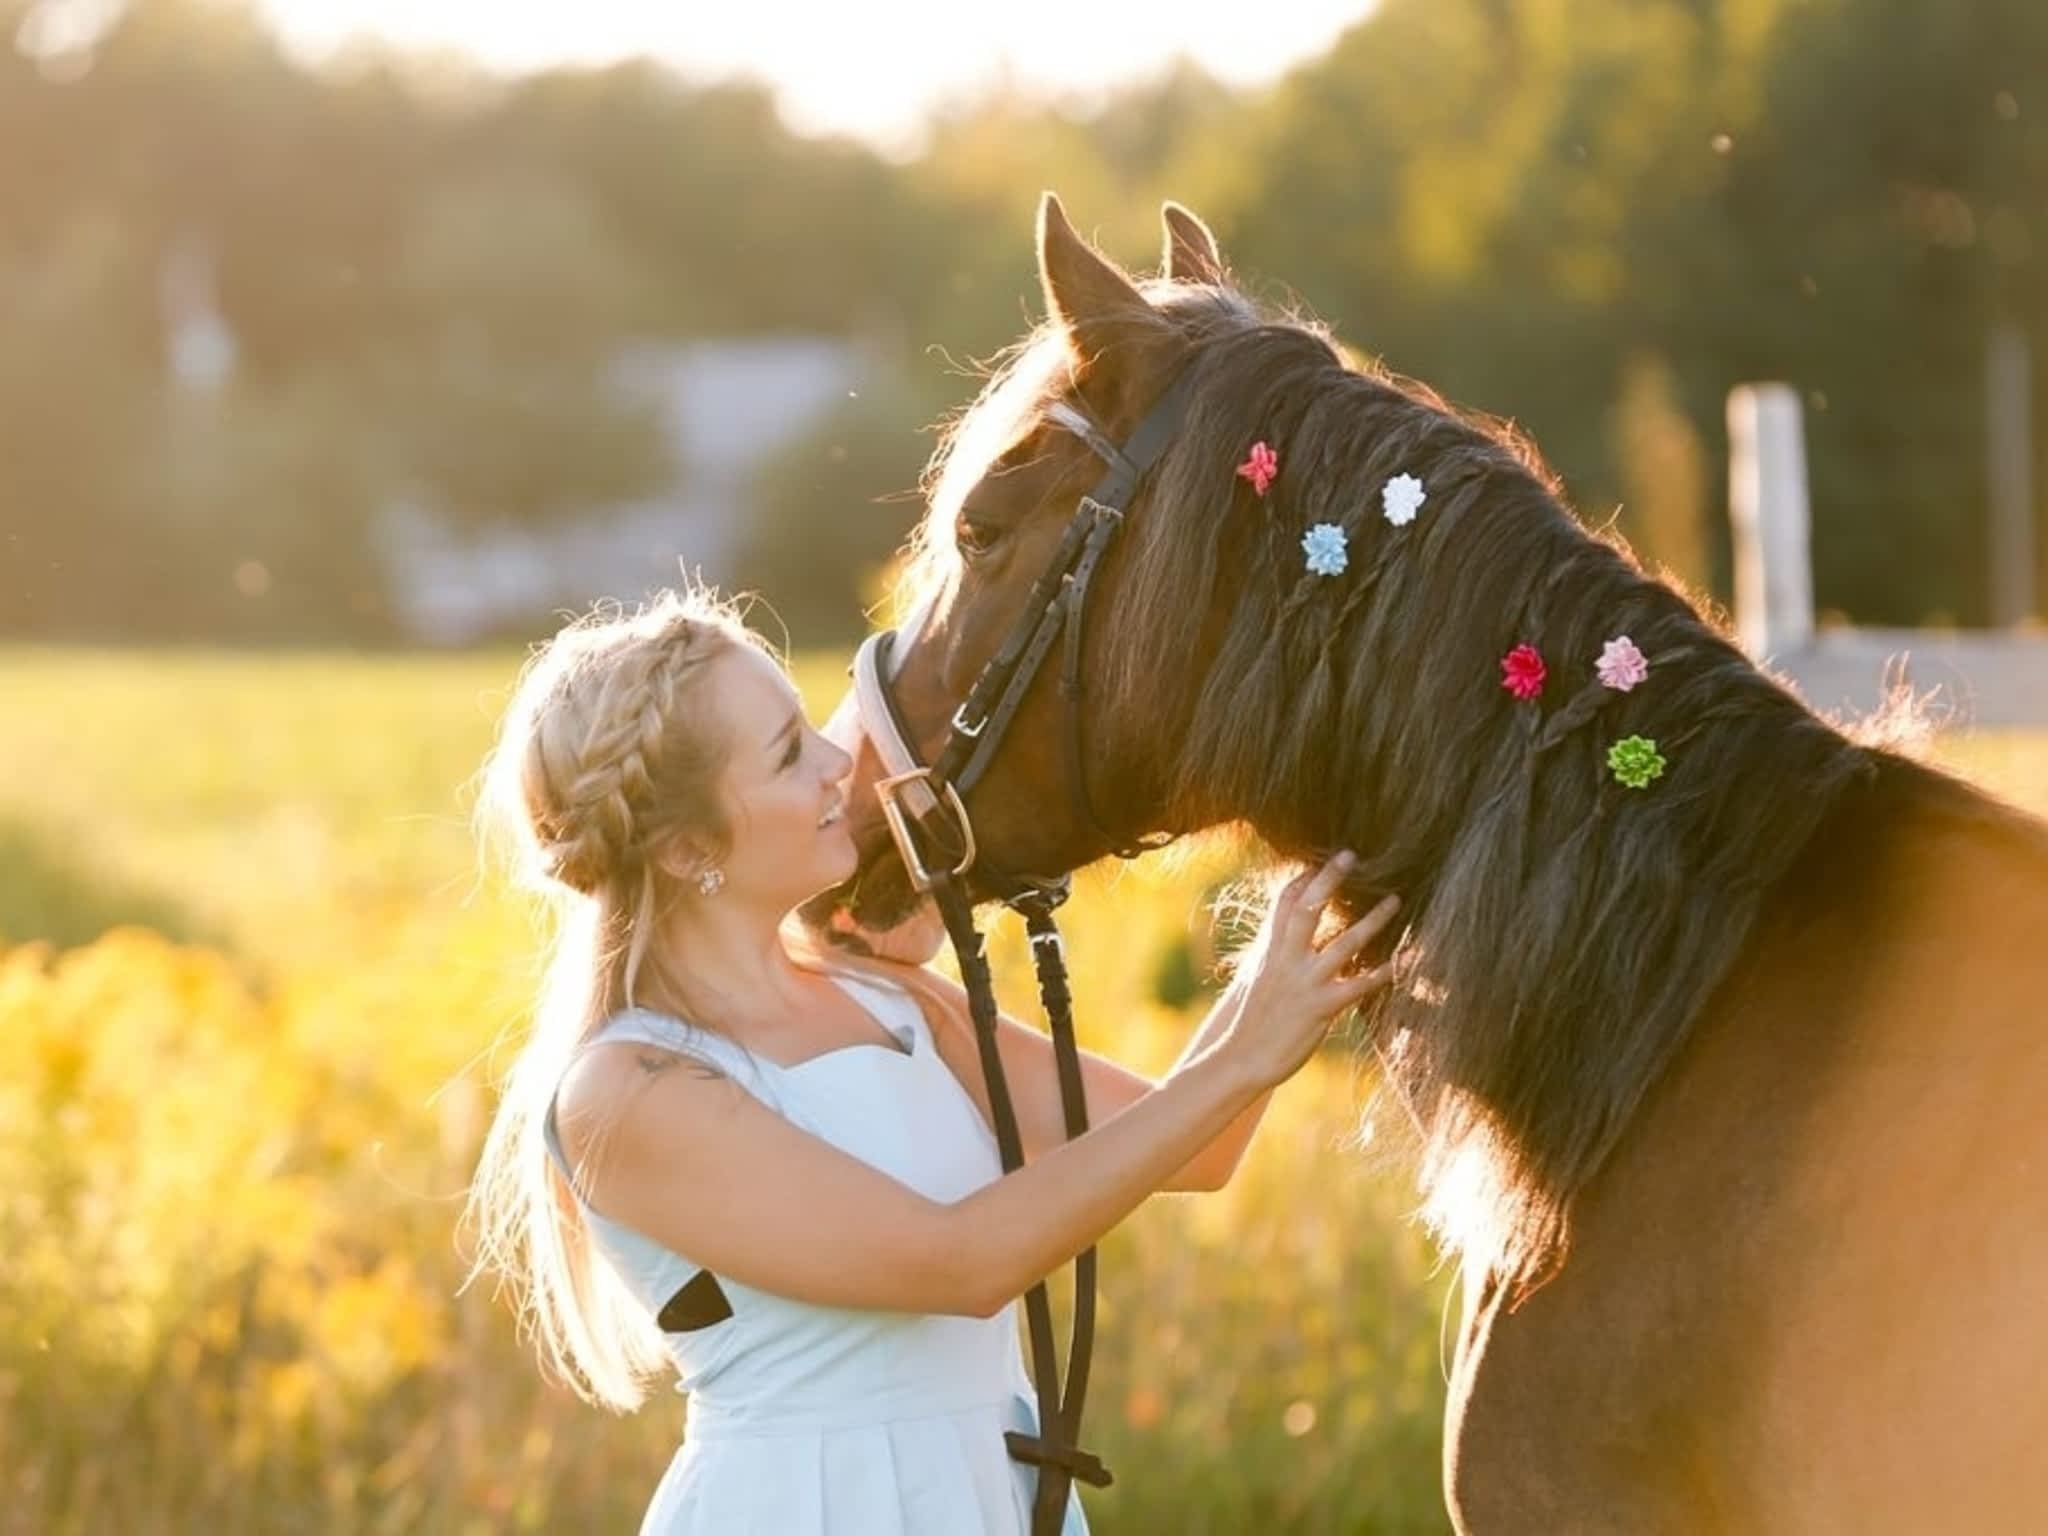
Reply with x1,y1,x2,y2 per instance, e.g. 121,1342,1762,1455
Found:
545,968,1092,1536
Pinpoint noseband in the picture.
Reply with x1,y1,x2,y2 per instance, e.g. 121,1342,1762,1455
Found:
845,369,1194,1533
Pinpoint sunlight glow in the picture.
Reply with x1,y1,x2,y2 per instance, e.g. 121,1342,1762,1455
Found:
253,1,1375,152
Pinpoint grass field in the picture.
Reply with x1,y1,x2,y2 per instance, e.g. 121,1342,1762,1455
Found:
3,646,2043,1535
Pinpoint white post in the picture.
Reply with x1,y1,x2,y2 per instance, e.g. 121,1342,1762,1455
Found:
1728,383,1815,658
1987,322,2036,626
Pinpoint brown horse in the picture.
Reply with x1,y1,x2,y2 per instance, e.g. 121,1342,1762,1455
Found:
818,195,2048,1532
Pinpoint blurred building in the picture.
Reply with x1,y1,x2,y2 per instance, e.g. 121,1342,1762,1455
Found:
378,336,878,644
161,232,238,399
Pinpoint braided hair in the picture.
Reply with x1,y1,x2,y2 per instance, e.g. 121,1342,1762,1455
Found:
465,586,767,1411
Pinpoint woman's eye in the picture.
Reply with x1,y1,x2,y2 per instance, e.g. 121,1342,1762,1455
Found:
780,734,802,770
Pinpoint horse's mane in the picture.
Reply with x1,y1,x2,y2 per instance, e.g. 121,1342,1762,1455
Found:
910,283,1890,1289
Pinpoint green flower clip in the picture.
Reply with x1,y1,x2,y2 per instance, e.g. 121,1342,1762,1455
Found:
1607,735,1667,790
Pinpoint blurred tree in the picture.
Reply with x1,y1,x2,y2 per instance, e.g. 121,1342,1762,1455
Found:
1187,0,2047,623
1200,0,1737,543
0,211,160,637
1657,0,2048,622
734,384,932,646
489,65,947,340
379,165,671,532
1,0,2042,639
1609,351,1712,591
906,63,1238,353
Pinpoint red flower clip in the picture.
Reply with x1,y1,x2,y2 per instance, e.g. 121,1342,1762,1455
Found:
1500,643,1547,701
1236,440,1279,497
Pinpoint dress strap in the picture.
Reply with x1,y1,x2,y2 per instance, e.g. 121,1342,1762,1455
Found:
544,1008,780,1202
597,1006,773,1087
825,967,926,1053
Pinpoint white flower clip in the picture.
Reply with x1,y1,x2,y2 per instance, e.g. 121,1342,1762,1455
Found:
1302,522,1349,577
1382,472,1427,527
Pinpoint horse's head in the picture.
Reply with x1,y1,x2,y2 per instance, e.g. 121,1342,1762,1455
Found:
813,191,1879,1294
817,194,1278,927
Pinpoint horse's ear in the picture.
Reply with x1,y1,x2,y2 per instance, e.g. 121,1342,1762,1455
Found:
1037,192,1155,369
1161,201,1225,285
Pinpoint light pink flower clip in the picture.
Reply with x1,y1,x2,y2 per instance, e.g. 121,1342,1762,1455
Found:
1596,635,1649,692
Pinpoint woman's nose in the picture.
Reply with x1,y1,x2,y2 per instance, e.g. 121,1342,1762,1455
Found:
820,686,863,758
821,734,854,783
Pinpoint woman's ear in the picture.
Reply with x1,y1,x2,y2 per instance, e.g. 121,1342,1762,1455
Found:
653,834,716,885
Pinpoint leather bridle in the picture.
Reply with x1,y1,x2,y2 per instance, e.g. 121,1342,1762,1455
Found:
843,367,1195,1533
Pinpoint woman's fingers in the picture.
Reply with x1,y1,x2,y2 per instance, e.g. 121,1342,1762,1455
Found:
1315,893,1401,975
1281,850,1355,941
1318,897,1400,958
1272,866,1315,917
1302,850,1356,910
1337,961,1396,1005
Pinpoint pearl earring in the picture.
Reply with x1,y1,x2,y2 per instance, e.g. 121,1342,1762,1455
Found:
696,866,725,897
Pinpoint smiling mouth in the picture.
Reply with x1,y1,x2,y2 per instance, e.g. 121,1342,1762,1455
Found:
817,802,845,829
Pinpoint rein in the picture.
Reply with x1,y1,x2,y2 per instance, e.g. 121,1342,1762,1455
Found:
845,369,1194,1533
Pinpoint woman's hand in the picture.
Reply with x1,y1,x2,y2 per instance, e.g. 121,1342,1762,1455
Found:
1221,851,1400,1089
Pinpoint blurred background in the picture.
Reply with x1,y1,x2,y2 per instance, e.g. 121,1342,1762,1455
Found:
3,1,2045,1532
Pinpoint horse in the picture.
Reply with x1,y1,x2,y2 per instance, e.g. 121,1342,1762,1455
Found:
814,193,2048,1532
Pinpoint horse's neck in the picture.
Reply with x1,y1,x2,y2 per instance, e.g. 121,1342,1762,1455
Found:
1446,761,2048,1529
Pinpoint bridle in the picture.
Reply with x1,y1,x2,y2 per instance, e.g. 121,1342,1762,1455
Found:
844,366,1195,1533
853,365,1197,898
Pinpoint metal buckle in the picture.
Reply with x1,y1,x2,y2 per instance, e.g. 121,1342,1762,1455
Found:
1077,494,1123,526
950,700,989,738
874,767,976,893
1027,928,1066,959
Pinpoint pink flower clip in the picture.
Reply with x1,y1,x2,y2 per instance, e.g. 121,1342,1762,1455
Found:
1595,635,1649,692
1500,643,1547,701
1236,440,1279,497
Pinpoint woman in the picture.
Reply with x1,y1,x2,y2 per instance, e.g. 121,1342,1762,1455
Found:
464,588,1399,1535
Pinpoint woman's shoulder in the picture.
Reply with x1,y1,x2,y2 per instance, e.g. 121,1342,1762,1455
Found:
554,1012,771,1154
553,1022,715,1160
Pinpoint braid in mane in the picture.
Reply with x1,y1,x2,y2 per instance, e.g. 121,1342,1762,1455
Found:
1086,302,1876,1288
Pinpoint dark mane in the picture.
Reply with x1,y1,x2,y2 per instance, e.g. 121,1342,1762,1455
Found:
917,285,1887,1287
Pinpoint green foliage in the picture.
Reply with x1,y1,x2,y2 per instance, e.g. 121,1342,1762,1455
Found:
1200,0,2048,619
734,386,933,645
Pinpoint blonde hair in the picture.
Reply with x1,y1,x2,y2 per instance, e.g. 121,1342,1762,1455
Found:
461,587,765,1412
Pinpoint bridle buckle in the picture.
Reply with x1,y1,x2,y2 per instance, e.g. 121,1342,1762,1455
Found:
874,766,977,893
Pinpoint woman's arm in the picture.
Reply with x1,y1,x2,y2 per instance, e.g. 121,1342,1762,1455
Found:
831,901,1273,1191
560,857,1394,1317
556,1028,1270,1319
906,971,1272,1192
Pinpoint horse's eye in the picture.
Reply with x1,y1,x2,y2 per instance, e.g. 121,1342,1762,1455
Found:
955,514,1001,559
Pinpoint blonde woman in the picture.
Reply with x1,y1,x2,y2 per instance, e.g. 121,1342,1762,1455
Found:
465,589,1398,1536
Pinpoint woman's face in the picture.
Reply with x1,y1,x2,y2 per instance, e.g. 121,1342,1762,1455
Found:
702,644,858,912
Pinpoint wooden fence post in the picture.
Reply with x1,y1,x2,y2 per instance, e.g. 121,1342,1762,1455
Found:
1728,383,1814,658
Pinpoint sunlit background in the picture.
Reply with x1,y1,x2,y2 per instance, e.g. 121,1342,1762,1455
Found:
255,0,1367,151
4,0,2045,1531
